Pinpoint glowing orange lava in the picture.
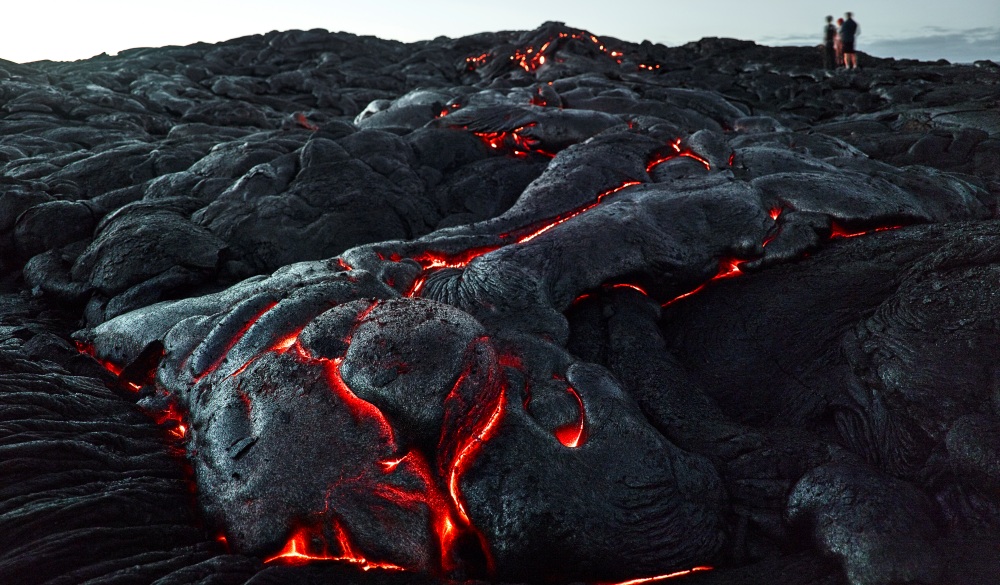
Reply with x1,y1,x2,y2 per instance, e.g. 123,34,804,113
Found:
465,29,623,74
662,257,745,308
830,223,902,239
265,524,405,571
254,304,483,574
152,403,188,440
411,246,502,270
294,112,319,131
193,301,279,383
606,566,713,585
472,124,556,158
511,181,642,244
74,340,123,377
714,258,743,280
406,275,427,298
609,283,650,296
553,383,586,448
448,386,506,526
465,52,490,71
646,139,711,172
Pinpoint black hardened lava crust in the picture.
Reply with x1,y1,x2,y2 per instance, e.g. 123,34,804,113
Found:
2,21,1000,585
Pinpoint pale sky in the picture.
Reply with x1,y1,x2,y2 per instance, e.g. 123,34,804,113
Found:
2,0,998,64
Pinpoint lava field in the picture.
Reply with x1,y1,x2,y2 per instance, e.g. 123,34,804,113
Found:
2,21,1000,585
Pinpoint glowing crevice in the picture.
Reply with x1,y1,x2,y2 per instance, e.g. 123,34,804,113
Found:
411,246,502,271
152,403,189,440
265,524,405,571
606,566,713,585
661,257,746,308
609,283,650,296
646,139,711,173
74,340,124,377
294,112,319,131
830,223,902,239
465,30,622,74
193,301,279,384
509,180,642,244
469,123,556,159
553,382,587,448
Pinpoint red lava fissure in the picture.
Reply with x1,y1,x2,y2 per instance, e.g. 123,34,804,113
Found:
661,208,904,308
73,167,902,579
472,125,557,159
396,141,710,301
604,566,714,585
464,30,624,75
551,375,587,449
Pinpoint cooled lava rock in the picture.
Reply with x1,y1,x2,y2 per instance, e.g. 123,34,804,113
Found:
3,20,1000,585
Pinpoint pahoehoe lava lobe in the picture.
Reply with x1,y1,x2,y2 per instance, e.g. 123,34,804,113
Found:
3,19,1000,585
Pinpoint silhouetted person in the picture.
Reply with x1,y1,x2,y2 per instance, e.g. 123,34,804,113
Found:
823,16,837,69
835,18,845,66
840,12,860,69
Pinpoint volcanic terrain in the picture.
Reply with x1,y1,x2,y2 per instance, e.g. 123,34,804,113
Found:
1,21,1000,585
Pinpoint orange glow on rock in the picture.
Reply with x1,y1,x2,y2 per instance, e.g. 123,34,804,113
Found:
713,257,743,280
265,528,334,564
323,357,396,443
662,257,745,307
646,140,711,172
661,283,707,308
448,386,505,526
553,384,586,448
265,524,405,571
469,29,621,75
194,301,279,383
75,340,124,377
830,223,902,239
380,457,405,473
152,403,189,440
331,521,407,572
271,333,299,353
609,283,649,296
465,52,490,71
513,180,642,244
384,449,464,572
607,566,713,585
472,124,555,159
406,275,427,298
294,112,319,131
411,246,501,270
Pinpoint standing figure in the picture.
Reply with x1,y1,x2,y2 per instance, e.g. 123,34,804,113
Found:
840,12,860,69
835,17,845,66
823,16,837,69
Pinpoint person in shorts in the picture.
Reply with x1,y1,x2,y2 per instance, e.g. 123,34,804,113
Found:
840,12,860,69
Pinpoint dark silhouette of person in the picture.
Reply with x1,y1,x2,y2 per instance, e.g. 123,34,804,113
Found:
840,12,860,69
823,16,837,69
